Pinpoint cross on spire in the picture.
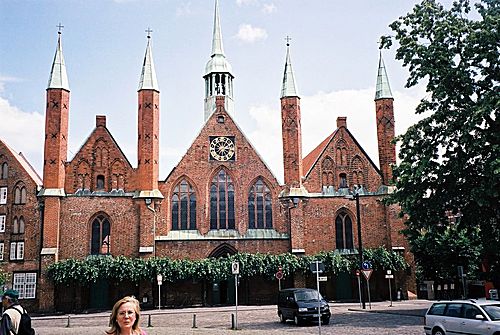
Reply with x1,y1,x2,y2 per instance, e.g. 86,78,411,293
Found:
145,27,153,38
57,23,64,34
285,36,292,46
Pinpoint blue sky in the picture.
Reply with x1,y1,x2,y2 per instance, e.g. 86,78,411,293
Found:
0,0,439,183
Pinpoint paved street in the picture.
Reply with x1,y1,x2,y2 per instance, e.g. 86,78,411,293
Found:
31,300,431,334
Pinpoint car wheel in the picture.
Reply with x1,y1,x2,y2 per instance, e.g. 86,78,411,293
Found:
279,312,286,323
433,328,445,335
294,315,301,326
322,317,330,325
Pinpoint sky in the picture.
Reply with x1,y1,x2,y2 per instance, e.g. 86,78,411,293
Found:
0,0,437,184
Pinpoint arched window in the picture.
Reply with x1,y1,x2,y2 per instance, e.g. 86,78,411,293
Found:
210,169,235,230
335,212,354,250
96,175,105,190
14,187,21,204
20,187,26,204
248,178,272,229
1,163,7,179
18,216,25,234
171,179,196,230
13,217,19,234
91,215,111,255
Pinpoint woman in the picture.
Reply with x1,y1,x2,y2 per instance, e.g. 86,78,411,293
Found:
106,296,147,335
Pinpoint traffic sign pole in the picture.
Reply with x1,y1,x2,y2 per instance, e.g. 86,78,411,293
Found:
315,261,321,335
356,270,361,309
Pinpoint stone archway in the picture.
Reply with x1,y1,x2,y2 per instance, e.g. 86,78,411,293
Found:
208,243,237,305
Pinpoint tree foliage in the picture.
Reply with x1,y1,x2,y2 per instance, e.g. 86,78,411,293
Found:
46,248,407,285
382,0,499,282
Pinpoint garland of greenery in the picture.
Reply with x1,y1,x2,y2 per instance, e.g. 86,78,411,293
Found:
47,247,408,285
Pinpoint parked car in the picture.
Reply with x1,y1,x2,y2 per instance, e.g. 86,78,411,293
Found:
277,288,331,325
424,299,500,335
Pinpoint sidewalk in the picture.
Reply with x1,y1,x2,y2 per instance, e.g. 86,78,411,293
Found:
346,299,432,317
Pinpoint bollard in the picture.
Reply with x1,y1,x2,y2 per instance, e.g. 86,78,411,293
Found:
192,314,197,328
231,313,235,329
147,314,153,328
66,315,71,328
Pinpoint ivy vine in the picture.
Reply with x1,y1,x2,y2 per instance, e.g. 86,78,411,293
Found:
47,247,408,285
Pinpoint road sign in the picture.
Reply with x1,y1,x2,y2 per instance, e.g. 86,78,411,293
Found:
275,271,283,280
157,274,163,285
309,261,325,273
355,270,360,276
362,269,373,281
232,261,240,275
362,261,372,270
385,274,394,279
318,276,328,282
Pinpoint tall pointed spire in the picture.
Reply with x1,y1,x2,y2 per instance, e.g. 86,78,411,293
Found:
47,30,70,91
281,38,298,98
204,0,234,121
375,51,392,100
211,0,224,56
138,30,159,91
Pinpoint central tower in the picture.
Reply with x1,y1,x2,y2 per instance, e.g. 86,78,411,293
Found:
204,0,234,121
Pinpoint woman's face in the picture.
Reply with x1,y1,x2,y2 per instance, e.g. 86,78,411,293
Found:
116,301,137,332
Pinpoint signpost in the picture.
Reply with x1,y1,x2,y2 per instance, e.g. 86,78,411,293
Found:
361,263,373,310
156,274,163,310
275,267,283,291
355,270,362,308
310,261,324,335
232,261,239,330
385,270,394,307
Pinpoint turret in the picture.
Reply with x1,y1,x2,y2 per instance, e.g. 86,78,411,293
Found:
374,51,396,185
203,0,234,121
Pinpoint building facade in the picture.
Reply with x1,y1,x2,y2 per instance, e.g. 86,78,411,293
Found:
0,0,414,313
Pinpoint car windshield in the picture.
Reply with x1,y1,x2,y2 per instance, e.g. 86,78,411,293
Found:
295,291,322,301
482,304,500,321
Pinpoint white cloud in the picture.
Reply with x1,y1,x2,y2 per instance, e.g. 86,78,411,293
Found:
262,3,277,14
235,24,268,43
0,97,44,174
0,76,22,93
246,87,424,183
236,0,258,6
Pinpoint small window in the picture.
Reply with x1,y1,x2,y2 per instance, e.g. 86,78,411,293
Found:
0,242,4,261
20,187,26,204
19,216,25,234
96,175,105,190
0,214,5,232
13,217,19,234
0,187,7,204
339,173,347,188
10,241,24,260
13,273,37,299
217,115,225,123
1,163,7,179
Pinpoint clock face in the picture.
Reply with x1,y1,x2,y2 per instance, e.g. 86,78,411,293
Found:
209,136,235,161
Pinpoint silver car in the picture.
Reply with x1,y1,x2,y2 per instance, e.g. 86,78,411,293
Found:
424,299,500,335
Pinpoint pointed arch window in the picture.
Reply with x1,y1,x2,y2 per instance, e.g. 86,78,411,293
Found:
335,212,353,250
1,163,7,179
248,178,273,229
172,179,196,230
210,169,235,230
14,185,27,205
91,215,111,255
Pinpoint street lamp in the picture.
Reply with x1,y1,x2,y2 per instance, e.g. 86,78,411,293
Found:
346,190,366,309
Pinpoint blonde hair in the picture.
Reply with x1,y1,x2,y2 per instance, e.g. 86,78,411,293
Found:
106,296,142,334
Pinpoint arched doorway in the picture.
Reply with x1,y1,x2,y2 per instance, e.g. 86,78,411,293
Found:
208,243,237,306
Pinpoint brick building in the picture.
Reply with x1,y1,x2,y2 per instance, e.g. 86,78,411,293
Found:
0,0,414,313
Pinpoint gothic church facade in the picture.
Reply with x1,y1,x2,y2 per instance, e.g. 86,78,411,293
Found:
0,1,413,312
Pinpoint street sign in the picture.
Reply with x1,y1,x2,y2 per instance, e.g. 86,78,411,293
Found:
275,271,283,280
318,276,328,282
157,274,163,285
309,261,325,273
362,269,373,281
385,274,394,279
355,270,360,276
232,261,240,275
362,261,372,270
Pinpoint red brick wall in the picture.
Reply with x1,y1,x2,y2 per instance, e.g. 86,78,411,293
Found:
281,96,303,188
375,98,396,184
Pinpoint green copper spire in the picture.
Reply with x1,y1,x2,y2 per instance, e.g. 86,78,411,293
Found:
375,51,393,100
281,39,299,98
47,30,70,90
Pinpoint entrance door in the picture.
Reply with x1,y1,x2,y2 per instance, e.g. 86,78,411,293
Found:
335,272,353,300
89,279,109,310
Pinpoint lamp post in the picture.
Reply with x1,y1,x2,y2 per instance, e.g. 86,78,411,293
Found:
347,191,366,309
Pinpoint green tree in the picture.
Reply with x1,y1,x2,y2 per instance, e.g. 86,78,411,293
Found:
382,0,499,284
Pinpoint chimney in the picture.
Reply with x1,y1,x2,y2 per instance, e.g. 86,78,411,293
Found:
337,116,347,129
96,115,106,128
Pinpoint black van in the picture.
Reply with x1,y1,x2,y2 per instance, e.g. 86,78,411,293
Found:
277,288,331,325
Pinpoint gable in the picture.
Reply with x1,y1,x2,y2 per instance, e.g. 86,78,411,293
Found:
302,126,383,193
0,139,42,187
